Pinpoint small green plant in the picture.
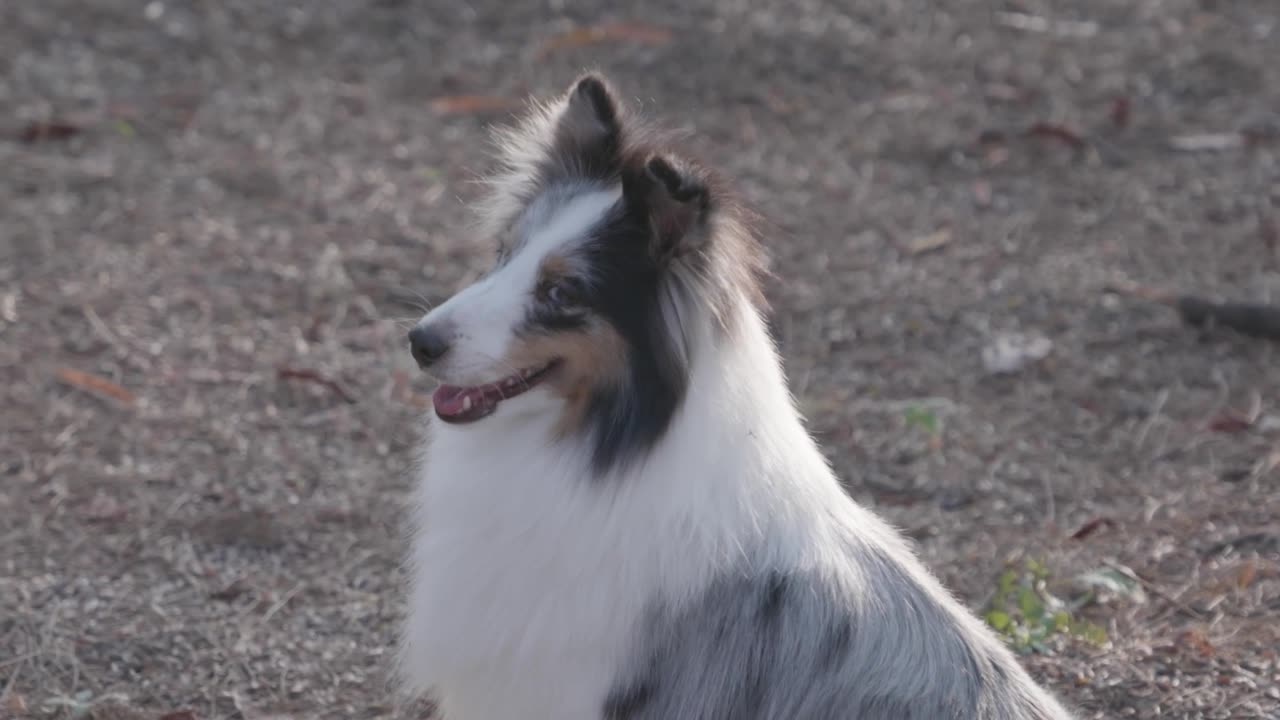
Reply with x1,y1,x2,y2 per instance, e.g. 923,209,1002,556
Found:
983,557,1106,654
902,405,939,436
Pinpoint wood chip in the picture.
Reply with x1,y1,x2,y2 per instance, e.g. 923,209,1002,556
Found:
906,228,952,255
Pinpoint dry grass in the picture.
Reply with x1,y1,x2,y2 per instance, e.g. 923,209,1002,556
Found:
2,1,1278,718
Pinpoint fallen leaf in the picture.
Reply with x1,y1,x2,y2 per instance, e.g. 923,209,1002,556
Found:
906,228,952,255
17,120,83,143
1178,628,1215,658
1237,559,1257,590
1207,411,1253,433
538,22,672,57
1169,133,1244,152
210,580,249,602
1069,516,1116,540
6,693,28,714
1110,96,1132,129
429,95,518,116
56,367,137,406
1025,122,1087,151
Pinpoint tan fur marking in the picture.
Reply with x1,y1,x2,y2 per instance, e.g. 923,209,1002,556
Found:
538,253,575,284
507,320,628,437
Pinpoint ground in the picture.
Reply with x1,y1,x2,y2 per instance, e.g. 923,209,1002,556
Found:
2,1,1279,718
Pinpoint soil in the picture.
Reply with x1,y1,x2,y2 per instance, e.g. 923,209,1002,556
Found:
3,1,1278,718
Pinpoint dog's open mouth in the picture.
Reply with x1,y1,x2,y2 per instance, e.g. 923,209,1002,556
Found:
432,360,560,424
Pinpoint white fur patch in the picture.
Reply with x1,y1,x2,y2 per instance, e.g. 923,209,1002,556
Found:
410,187,620,395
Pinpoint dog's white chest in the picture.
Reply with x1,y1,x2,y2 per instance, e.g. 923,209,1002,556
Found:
402,421,703,718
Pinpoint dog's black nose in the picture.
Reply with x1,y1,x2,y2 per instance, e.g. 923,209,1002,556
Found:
408,324,451,368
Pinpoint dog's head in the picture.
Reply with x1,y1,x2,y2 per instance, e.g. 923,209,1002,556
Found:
409,75,764,472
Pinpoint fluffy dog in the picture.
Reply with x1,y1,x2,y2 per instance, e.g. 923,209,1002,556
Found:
400,74,1074,720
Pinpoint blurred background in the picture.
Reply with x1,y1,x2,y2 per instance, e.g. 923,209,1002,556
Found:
2,1,1278,718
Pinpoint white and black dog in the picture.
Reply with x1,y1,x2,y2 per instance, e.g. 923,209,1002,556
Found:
400,75,1074,720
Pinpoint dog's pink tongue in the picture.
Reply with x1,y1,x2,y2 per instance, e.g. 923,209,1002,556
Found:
432,385,470,417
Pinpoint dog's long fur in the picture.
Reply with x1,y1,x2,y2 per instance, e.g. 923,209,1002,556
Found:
400,75,1074,720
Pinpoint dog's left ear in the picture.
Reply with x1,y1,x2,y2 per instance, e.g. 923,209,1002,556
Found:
552,75,623,178
625,154,711,265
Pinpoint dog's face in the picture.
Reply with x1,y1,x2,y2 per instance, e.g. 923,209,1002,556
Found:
411,183,634,429
409,76,720,463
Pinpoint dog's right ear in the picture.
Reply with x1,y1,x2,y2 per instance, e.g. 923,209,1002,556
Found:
550,74,624,179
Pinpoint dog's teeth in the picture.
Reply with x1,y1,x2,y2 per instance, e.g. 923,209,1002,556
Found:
461,396,472,411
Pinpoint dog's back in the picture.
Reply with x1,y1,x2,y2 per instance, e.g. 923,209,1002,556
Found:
608,521,1069,720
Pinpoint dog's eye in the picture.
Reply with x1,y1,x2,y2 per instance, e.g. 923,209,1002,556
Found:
543,279,583,309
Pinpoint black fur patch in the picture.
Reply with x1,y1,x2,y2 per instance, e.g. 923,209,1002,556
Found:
817,618,852,671
575,201,688,475
759,572,789,622
603,681,655,719
573,76,620,136
645,155,705,203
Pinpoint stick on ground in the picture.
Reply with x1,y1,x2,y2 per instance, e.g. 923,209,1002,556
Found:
1104,279,1280,341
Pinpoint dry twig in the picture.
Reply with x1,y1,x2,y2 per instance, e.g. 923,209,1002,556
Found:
277,367,357,404
1104,278,1280,341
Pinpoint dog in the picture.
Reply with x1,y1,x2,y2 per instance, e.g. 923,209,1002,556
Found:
399,74,1075,720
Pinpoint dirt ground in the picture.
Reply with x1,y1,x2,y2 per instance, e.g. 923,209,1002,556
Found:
3,1,1279,718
